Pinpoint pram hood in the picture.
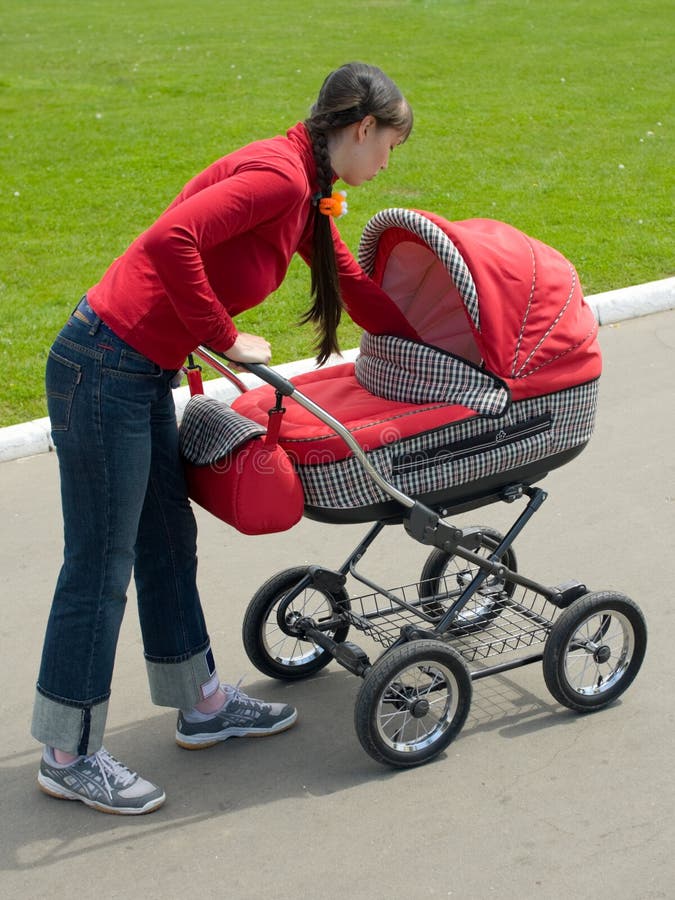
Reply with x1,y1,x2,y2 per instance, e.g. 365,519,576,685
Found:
358,209,602,400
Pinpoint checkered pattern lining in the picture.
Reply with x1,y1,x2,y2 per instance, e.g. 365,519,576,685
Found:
179,395,266,465
358,208,481,332
355,333,510,416
296,379,599,510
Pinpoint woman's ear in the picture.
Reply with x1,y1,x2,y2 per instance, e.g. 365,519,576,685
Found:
356,115,377,143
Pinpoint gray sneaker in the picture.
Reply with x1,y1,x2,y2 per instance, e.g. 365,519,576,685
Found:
38,747,166,815
176,681,298,749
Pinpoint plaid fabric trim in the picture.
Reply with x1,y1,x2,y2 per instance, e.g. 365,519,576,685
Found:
297,380,599,510
179,395,266,465
355,333,510,416
358,208,481,331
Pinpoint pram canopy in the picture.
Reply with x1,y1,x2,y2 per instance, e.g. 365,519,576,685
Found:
357,209,601,399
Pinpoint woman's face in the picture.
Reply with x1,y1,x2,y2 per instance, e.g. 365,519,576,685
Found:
329,117,404,187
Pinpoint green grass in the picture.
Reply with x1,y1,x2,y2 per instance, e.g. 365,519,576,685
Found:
1,0,672,425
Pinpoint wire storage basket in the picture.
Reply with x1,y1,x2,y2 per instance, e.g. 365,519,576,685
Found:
344,574,562,665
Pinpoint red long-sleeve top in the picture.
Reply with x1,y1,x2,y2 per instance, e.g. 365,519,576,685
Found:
87,122,419,369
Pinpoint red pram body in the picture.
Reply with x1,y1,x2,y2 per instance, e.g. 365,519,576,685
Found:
230,210,601,522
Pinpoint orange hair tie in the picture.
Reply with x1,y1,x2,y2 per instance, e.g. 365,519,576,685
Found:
318,190,348,219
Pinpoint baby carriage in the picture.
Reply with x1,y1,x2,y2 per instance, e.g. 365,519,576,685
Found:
180,209,647,768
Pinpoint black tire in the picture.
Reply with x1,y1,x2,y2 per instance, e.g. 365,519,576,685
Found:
354,640,472,767
242,566,350,681
543,591,647,711
419,526,517,634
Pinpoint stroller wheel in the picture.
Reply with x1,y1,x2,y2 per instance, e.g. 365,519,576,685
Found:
543,591,647,711
419,526,517,634
242,566,351,681
354,640,471,768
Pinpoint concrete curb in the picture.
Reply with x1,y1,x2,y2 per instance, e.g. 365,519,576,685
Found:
1,277,673,464
585,276,675,325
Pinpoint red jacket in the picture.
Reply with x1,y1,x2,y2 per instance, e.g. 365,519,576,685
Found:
87,122,418,369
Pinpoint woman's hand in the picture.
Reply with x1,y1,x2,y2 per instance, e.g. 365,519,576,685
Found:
224,332,272,365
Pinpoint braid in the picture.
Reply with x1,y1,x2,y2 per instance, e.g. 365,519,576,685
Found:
301,63,413,366
300,123,343,366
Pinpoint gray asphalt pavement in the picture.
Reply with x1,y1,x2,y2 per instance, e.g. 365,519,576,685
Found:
1,309,674,899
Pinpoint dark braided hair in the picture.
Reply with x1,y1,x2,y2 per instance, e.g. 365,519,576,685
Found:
302,62,413,365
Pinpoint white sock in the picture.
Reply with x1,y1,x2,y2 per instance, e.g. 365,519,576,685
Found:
46,746,81,767
181,690,230,723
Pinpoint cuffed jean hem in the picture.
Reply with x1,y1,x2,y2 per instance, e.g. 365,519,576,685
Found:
31,690,108,756
145,645,219,709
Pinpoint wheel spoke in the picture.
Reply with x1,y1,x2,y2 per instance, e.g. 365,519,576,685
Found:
391,715,411,742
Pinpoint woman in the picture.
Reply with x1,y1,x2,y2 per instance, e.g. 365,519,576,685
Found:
32,62,416,815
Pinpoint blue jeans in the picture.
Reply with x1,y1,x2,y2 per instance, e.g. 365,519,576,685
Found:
31,298,219,756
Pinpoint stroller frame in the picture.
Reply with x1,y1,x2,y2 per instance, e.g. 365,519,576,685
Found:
192,348,647,768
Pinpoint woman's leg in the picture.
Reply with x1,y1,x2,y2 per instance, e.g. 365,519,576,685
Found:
133,383,218,710
31,303,163,756
133,369,299,748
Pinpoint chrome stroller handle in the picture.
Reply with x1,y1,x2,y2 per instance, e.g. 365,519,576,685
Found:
194,346,415,510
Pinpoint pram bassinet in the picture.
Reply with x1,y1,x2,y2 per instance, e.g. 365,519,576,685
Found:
231,210,602,522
